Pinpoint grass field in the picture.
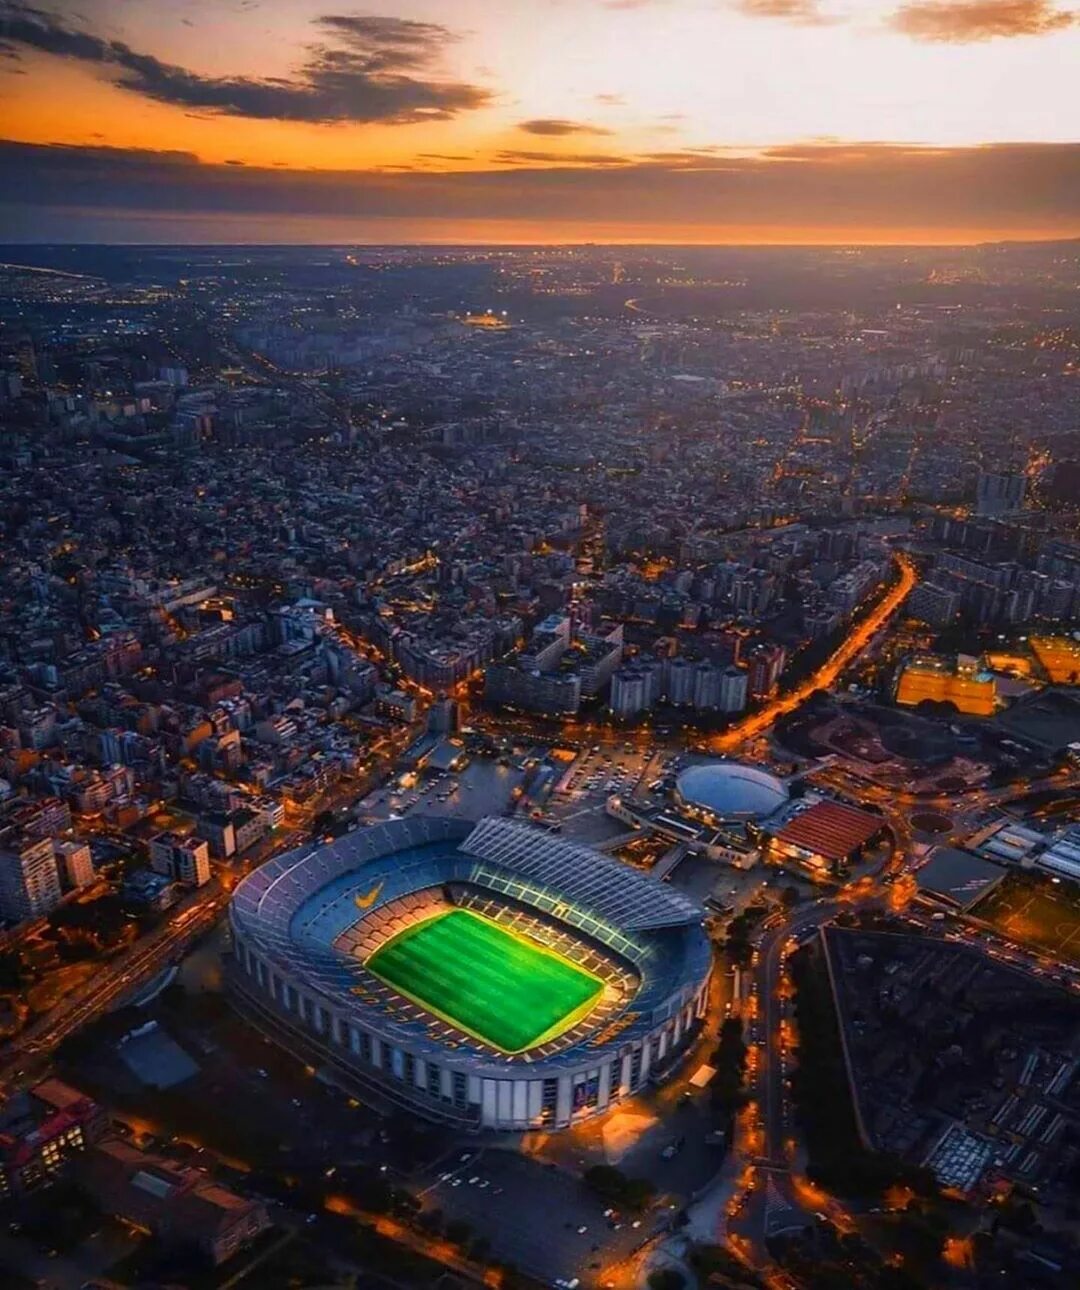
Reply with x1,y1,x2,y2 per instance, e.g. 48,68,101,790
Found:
973,870,1080,967
366,909,603,1053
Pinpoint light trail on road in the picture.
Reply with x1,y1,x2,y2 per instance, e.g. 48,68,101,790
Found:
710,552,917,754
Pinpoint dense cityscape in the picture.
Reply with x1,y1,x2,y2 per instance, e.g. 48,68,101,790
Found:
0,0,1079,1284
0,237,1077,1290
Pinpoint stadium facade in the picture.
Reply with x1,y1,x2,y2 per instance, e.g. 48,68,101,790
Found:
227,816,711,1131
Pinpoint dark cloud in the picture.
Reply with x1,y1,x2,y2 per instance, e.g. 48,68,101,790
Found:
735,0,838,23
0,3,491,123
494,150,629,165
0,138,1076,240
888,0,1076,41
312,14,463,71
517,118,614,136
636,149,738,167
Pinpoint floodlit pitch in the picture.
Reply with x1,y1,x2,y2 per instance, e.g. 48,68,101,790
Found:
366,908,603,1053
974,871,1080,968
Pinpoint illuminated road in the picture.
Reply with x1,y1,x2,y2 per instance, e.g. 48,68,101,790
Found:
0,747,409,1095
0,886,231,1092
710,551,918,755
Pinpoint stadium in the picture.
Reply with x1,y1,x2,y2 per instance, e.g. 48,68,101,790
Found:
228,816,711,1131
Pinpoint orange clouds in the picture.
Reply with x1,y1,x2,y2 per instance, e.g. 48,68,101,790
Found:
889,0,1077,42
517,119,615,136
0,5,491,123
735,0,838,23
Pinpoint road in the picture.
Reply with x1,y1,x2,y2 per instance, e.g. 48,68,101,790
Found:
757,902,837,1166
0,884,231,1091
723,766,1080,1281
0,733,419,1096
710,551,917,755
724,809,915,1269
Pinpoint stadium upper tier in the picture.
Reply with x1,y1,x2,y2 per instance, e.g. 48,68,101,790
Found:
463,815,701,931
237,815,702,967
228,816,712,1129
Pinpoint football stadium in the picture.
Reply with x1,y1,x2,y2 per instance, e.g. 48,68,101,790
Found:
228,816,711,1130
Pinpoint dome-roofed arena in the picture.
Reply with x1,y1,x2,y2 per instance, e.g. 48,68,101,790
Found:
674,761,788,824
228,816,711,1131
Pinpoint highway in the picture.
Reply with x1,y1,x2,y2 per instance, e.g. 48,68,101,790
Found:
711,551,917,754
0,885,231,1091
758,901,837,1165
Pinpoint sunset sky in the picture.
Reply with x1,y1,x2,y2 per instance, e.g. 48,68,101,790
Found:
1,0,1078,242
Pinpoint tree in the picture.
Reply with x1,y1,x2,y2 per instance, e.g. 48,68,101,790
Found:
711,1017,749,1113
583,1164,657,1211
445,1218,473,1247
49,892,134,949
781,885,801,909
0,949,25,990
647,1270,685,1290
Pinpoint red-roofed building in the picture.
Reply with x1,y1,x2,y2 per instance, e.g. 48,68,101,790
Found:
0,1080,108,1197
78,1137,270,1266
767,800,887,878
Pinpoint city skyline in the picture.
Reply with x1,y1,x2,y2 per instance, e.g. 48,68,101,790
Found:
1,0,1078,243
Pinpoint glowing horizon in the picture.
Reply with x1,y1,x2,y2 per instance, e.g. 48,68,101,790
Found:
1,0,1077,242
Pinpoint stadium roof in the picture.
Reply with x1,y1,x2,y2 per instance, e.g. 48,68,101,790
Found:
461,817,702,931
675,762,788,821
771,800,883,863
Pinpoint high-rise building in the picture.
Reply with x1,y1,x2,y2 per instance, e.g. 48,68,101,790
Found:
484,663,582,715
610,661,661,718
664,657,696,705
0,836,62,921
54,840,95,890
427,695,460,735
975,471,1026,517
718,665,749,714
746,643,786,700
149,833,211,888
906,581,959,628
692,661,724,711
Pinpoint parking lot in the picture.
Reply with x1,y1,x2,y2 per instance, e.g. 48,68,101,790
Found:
359,754,526,824
552,744,672,809
414,1146,661,1286
541,744,678,839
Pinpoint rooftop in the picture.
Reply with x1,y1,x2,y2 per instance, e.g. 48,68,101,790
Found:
771,799,883,863
675,761,788,822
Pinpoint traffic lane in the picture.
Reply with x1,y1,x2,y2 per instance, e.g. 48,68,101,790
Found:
756,901,837,1162
8,891,228,1071
417,1150,658,1285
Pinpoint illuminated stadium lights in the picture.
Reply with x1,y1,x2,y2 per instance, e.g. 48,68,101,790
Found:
228,816,711,1130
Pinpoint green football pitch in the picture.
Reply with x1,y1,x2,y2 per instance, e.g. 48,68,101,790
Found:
365,908,603,1053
